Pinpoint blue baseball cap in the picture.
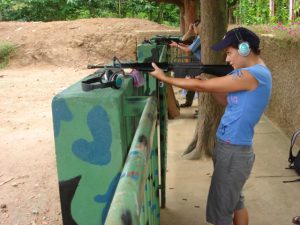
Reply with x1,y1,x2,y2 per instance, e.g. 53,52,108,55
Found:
211,27,260,51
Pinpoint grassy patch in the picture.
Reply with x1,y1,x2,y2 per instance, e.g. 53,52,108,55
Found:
229,22,300,41
251,22,300,41
0,42,16,69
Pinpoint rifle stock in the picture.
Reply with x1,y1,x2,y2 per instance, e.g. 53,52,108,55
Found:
168,62,233,78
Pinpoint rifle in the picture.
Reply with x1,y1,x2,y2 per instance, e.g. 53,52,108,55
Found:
87,57,234,78
149,35,193,45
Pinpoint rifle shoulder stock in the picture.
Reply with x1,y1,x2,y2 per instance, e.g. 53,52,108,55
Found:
202,65,233,77
172,63,233,78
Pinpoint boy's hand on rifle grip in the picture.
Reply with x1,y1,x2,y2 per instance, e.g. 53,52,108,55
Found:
150,63,167,81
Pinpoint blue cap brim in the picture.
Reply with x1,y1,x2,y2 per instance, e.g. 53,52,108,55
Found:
211,37,234,51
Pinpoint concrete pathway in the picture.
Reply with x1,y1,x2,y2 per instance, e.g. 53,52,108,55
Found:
160,96,300,225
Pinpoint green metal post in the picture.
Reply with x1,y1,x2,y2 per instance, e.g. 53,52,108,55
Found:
152,133,160,223
157,45,168,208
136,38,172,209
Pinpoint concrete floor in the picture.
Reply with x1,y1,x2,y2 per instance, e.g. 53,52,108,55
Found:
160,98,300,225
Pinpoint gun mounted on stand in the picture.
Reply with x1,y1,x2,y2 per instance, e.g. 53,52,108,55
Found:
147,35,193,45
87,56,234,78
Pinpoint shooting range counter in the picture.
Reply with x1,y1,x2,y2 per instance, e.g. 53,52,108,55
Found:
52,36,171,225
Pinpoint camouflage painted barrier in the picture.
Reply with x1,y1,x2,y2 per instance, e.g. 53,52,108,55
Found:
52,36,172,225
52,77,149,225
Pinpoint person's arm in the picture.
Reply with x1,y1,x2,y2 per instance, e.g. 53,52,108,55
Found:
149,63,258,93
181,23,194,41
177,43,192,53
169,41,191,53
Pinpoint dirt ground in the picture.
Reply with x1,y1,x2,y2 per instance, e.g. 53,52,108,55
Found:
2,18,299,225
0,18,176,69
0,18,177,225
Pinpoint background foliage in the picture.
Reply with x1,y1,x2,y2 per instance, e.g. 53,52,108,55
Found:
231,0,291,24
0,0,299,25
0,0,179,26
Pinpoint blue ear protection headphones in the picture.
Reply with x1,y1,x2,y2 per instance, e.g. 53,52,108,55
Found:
233,28,250,57
81,69,124,91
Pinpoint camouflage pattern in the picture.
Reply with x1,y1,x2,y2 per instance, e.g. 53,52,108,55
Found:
52,77,148,225
104,97,159,225
52,36,171,225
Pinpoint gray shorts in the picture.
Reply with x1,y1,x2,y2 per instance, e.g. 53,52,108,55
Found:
206,139,255,225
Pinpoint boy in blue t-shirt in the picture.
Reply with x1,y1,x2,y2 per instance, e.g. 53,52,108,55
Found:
149,27,272,225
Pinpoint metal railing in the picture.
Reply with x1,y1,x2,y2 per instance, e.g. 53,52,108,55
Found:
104,38,175,225
104,96,159,225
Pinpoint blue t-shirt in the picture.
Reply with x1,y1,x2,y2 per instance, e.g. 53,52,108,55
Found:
216,64,272,145
188,36,201,61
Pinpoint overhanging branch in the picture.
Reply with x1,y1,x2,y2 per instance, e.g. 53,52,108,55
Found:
149,0,183,7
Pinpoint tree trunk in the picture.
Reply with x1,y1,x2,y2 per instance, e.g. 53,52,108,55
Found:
269,0,275,17
155,0,199,33
227,0,238,24
182,0,199,32
289,0,295,21
179,6,185,33
183,0,227,160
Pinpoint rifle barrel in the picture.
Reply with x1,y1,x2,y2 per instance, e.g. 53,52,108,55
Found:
87,62,170,71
